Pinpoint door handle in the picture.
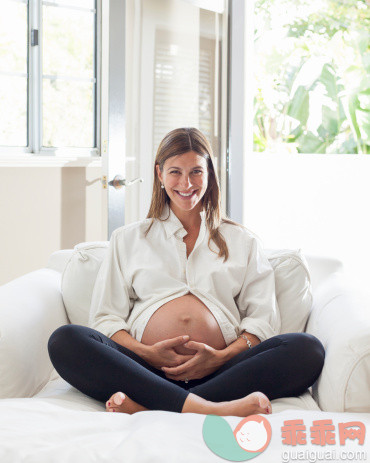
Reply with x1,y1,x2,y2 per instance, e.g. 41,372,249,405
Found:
108,175,144,190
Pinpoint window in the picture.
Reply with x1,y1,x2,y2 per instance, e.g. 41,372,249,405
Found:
0,0,99,154
253,0,370,154
0,0,28,147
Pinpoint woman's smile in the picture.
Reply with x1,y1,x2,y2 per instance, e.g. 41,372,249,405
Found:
174,189,198,199
156,150,208,215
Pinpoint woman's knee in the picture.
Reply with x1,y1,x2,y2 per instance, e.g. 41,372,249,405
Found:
48,324,84,354
284,332,325,375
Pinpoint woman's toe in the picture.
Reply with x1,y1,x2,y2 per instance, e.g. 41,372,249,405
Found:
112,392,125,406
255,392,272,414
106,392,125,411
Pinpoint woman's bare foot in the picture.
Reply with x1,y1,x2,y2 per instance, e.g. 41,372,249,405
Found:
182,391,272,417
106,390,272,417
105,392,149,414
220,391,272,417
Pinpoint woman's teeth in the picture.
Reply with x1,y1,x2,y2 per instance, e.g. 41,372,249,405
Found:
176,190,196,198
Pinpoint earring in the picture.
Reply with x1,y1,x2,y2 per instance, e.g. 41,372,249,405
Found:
161,184,165,189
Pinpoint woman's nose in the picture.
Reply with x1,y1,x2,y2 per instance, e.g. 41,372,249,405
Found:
179,174,192,188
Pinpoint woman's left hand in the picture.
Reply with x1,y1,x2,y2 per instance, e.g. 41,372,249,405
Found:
161,340,225,381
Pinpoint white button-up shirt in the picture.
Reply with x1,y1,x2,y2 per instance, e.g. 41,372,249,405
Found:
89,204,280,346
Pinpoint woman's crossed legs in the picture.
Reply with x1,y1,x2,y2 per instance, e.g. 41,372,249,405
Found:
47,324,325,415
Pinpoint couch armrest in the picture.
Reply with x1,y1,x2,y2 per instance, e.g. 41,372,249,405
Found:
0,269,69,398
306,272,370,413
46,249,74,274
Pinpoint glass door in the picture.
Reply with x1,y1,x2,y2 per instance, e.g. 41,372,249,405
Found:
124,0,228,223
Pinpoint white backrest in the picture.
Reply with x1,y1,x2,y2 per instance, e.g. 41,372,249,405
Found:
47,249,74,274
303,254,343,292
51,241,342,336
48,245,344,294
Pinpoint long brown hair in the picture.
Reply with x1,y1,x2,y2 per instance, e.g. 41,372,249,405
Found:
144,127,242,262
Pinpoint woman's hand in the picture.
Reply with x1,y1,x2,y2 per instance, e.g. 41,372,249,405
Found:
143,335,195,370
161,340,226,381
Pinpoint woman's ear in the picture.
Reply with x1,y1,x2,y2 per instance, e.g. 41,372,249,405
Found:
156,164,163,184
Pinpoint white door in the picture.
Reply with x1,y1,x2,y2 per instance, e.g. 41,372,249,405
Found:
106,0,228,233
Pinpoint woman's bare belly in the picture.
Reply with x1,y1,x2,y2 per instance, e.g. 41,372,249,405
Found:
140,294,227,355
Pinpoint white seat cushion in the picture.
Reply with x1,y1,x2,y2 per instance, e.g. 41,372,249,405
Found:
34,368,321,412
2,382,369,463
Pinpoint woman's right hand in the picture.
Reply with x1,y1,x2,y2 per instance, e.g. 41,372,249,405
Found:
144,335,195,370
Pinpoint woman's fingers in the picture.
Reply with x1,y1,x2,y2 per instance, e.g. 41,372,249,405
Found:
162,365,184,375
174,354,194,365
162,344,218,378
164,370,194,381
162,356,197,375
183,354,195,360
163,335,190,348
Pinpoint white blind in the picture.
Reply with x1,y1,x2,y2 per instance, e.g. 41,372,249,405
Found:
153,37,214,153
179,0,225,13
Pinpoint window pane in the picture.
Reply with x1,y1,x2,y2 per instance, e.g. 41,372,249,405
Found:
0,0,28,147
254,0,370,154
43,79,94,147
0,76,27,146
42,2,96,148
45,0,95,9
43,4,94,77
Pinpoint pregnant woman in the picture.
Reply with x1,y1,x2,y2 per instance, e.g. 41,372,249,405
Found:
48,127,325,416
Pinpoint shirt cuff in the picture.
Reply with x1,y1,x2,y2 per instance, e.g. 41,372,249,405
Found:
238,318,278,343
89,317,129,339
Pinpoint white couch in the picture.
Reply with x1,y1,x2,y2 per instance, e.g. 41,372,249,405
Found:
0,243,369,462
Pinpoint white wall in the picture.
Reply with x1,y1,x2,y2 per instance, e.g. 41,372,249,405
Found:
243,152,370,289
0,162,106,285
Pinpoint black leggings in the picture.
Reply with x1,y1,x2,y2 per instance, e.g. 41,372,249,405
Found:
47,324,325,413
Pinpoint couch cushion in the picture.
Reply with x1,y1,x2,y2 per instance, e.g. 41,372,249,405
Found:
62,243,312,335
61,242,109,326
3,383,369,463
0,269,68,399
306,272,370,413
35,369,321,411
265,249,312,334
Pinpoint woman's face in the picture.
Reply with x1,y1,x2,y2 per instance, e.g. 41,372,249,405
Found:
156,151,208,215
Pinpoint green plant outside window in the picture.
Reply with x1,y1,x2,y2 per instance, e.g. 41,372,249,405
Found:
254,0,370,154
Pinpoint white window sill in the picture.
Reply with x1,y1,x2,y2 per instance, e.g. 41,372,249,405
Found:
0,154,102,167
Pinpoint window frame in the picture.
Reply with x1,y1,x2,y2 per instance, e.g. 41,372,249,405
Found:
0,0,101,157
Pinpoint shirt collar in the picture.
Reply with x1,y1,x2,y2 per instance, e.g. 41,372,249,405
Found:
160,203,206,239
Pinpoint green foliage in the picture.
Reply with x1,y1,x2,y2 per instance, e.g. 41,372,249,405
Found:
254,0,370,154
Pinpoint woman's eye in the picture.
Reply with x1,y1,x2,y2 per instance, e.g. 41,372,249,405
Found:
169,169,203,174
